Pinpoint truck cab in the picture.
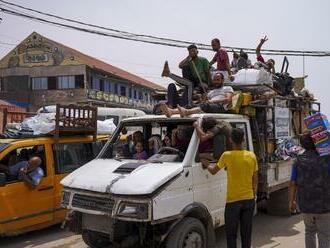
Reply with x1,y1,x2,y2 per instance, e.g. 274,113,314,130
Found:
61,113,253,248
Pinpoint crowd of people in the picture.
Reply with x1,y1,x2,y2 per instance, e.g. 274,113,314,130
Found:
159,36,275,117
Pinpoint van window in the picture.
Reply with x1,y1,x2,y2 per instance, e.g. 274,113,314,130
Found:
0,145,46,183
54,142,103,174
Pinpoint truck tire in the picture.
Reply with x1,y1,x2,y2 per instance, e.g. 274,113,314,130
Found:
165,217,207,248
266,188,291,216
82,230,113,248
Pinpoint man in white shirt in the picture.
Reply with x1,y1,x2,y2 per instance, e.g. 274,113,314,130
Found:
160,72,234,117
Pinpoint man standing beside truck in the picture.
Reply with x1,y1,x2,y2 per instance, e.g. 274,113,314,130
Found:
288,133,330,248
203,128,258,248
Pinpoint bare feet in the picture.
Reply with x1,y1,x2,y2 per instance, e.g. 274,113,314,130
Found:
160,103,173,118
161,61,171,77
177,105,188,117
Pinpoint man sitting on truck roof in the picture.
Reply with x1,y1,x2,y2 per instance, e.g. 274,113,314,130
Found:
203,128,258,248
160,72,234,117
0,156,44,188
162,44,210,107
255,35,275,74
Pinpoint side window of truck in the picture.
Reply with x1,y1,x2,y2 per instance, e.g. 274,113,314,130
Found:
53,142,96,174
230,122,249,150
0,145,46,183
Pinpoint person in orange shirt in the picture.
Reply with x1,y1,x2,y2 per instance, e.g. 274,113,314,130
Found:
202,128,258,248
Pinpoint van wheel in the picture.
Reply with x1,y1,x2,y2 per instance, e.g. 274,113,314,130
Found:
82,230,113,248
165,217,207,248
267,188,291,216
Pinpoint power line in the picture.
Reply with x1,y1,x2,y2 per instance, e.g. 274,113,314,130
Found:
0,41,16,46
1,3,330,57
1,0,329,56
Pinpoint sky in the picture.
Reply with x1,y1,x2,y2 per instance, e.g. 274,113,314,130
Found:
0,0,330,115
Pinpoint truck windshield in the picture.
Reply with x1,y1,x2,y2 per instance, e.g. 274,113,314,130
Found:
101,119,195,162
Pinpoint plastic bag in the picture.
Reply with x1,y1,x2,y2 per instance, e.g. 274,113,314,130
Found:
233,68,272,84
21,113,56,135
97,119,117,134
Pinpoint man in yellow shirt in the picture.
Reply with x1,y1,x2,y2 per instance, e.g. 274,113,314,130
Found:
203,128,258,248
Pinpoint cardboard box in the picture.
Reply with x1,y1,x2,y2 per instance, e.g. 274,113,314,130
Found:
304,113,330,135
311,130,330,156
242,93,252,106
240,106,256,117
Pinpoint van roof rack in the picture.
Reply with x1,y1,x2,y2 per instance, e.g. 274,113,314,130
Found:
1,104,98,140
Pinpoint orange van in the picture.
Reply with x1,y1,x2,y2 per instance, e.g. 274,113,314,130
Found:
0,135,108,236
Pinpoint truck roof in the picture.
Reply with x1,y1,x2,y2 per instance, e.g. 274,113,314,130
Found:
122,113,248,122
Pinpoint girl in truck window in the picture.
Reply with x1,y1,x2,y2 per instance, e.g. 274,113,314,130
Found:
133,142,148,160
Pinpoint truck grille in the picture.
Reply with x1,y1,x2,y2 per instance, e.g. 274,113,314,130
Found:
72,194,114,213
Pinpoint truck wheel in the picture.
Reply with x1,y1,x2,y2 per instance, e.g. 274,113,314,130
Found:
165,217,207,248
82,230,113,248
267,188,291,216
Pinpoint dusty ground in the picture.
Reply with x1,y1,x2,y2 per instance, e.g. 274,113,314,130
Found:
0,212,305,248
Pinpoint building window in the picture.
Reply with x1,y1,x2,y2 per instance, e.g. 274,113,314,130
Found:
120,85,126,96
128,87,132,98
134,89,137,99
32,77,48,90
91,77,100,90
114,83,118,95
139,90,143,100
104,80,111,93
58,76,75,89
75,75,84,89
0,77,3,91
48,77,57,90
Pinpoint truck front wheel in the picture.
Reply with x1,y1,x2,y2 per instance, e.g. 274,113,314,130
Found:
165,217,207,248
82,230,113,248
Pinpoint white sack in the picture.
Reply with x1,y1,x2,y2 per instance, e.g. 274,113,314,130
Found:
233,68,272,84
97,119,117,135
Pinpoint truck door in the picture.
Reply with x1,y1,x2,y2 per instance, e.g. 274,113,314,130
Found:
0,144,54,235
191,129,227,228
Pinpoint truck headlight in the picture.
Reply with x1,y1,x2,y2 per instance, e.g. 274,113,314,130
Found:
61,191,71,208
116,202,149,220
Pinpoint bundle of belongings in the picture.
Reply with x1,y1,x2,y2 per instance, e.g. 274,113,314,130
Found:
304,112,330,156
2,113,116,138
273,138,303,161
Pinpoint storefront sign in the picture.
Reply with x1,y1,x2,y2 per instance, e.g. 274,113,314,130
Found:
24,53,49,63
275,107,290,139
87,89,153,110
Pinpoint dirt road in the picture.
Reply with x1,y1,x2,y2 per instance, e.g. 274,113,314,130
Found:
0,212,305,248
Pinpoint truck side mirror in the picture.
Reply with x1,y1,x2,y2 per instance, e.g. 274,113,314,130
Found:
0,173,6,187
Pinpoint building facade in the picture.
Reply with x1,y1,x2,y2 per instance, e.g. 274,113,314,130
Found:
0,32,165,112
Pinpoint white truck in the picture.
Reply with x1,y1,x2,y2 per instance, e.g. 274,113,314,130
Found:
60,110,305,248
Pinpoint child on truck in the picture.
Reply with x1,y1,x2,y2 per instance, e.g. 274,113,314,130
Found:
133,142,148,160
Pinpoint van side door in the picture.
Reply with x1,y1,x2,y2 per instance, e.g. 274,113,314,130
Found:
0,143,55,235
